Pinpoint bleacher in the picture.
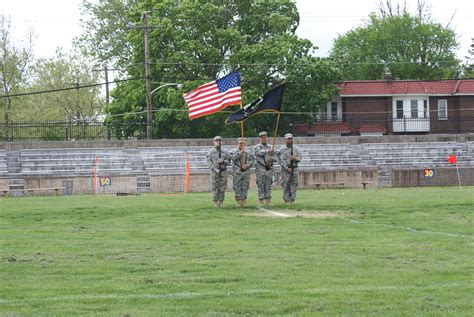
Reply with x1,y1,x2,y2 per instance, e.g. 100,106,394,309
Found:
1,141,472,179
139,146,206,174
0,150,7,176
361,142,471,167
16,148,133,177
297,144,365,170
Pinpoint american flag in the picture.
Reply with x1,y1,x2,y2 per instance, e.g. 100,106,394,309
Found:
183,71,241,120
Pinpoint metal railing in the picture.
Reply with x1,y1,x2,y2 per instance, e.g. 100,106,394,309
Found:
0,121,116,141
293,117,474,136
1,117,474,141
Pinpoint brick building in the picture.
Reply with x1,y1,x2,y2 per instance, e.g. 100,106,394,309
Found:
294,79,474,136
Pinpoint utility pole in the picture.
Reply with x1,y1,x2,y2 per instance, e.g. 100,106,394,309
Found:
143,12,153,139
104,65,110,105
129,12,160,139
104,65,111,140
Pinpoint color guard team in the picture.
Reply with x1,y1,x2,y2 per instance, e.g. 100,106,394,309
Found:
206,132,302,207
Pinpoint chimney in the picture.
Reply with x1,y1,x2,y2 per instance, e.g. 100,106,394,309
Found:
383,67,393,81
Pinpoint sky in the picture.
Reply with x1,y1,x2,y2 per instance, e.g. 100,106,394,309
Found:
1,0,473,60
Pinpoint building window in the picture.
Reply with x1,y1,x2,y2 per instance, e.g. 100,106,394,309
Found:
396,100,403,119
411,100,418,118
438,100,447,120
331,102,338,120
423,100,428,118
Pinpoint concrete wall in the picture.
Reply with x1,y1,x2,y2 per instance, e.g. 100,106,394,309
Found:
392,167,474,187
2,133,474,150
1,169,382,196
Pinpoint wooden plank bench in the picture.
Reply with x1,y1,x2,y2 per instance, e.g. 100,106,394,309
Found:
1,187,66,196
25,187,66,195
311,182,373,190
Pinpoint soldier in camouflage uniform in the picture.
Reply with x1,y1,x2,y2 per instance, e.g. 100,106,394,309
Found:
278,133,302,204
253,131,276,206
231,138,254,207
206,136,230,207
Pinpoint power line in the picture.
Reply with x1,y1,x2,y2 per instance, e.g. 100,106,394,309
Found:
150,60,463,67
0,77,143,99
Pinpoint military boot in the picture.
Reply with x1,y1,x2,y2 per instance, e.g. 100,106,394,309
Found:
258,199,265,207
265,199,271,206
236,199,241,207
214,201,219,208
242,199,247,207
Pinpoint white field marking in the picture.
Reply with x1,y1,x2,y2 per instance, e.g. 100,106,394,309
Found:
257,206,292,217
348,220,473,239
0,282,472,305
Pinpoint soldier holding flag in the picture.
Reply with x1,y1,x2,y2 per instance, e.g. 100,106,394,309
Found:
224,83,285,206
206,136,230,207
278,133,302,204
231,138,254,207
254,131,276,206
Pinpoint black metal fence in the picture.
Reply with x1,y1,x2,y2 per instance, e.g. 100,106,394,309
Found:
1,117,474,141
0,121,117,141
294,117,474,136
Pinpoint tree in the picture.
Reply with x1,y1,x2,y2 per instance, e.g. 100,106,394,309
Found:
462,39,474,78
0,14,35,125
77,0,135,71
78,0,341,139
329,2,461,80
22,49,104,122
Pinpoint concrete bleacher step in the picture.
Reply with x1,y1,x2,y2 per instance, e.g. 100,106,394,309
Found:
378,168,391,187
8,178,25,196
136,175,150,193
0,151,8,175
3,141,473,179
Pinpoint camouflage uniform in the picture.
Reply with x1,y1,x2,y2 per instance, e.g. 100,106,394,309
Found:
253,131,275,205
278,133,302,204
231,139,254,206
206,136,230,207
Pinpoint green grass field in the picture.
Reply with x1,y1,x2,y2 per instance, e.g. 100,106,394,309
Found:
1,187,473,316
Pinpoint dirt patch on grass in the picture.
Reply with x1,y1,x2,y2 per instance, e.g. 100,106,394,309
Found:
245,209,345,218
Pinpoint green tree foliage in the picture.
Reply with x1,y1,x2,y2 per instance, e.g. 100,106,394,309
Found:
463,41,474,78
0,14,35,124
329,9,461,80
78,0,340,139
14,49,104,122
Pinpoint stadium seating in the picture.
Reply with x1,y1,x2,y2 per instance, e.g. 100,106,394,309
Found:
1,140,473,195
0,150,7,176
2,141,472,179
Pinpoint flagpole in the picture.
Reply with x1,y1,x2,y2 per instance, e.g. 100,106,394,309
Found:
272,112,281,150
456,163,462,189
240,103,245,163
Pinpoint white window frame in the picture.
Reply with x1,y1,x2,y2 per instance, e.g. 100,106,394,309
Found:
392,96,429,119
437,99,448,120
392,96,430,132
326,97,342,121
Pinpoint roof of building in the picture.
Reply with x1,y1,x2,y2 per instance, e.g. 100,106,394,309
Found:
358,124,387,133
337,79,474,96
307,122,351,134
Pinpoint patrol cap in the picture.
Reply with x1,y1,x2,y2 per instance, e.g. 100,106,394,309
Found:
259,131,268,137
237,137,244,143
284,133,293,139
213,136,222,141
